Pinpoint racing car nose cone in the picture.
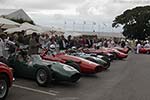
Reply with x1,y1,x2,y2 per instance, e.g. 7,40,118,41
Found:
95,66,103,72
71,73,81,82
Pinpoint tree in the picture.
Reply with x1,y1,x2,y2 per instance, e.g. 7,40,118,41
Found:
112,6,150,40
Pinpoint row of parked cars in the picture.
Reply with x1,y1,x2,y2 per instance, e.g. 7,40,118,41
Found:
0,46,130,100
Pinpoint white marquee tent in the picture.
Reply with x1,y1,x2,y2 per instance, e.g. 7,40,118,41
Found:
4,22,65,36
0,17,20,26
4,22,43,34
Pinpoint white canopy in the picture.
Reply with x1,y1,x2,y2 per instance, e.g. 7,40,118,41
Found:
0,17,20,29
20,22,43,32
4,27,23,33
25,30,40,35
1,24,19,29
0,17,20,26
5,22,65,36
4,22,43,34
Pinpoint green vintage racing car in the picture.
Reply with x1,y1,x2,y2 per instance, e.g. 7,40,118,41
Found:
7,51,81,86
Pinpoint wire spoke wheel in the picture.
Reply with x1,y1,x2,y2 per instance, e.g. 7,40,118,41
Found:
36,69,48,85
0,79,8,99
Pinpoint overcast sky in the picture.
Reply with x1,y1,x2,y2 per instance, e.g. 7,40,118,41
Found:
0,0,150,32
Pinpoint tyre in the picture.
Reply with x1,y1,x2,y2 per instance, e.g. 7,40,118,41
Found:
66,62,81,72
36,68,52,87
0,74,9,100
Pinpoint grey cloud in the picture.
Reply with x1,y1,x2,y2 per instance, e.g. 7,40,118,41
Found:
0,0,150,32
0,0,85,10
0,0,9,3
76,0,150,22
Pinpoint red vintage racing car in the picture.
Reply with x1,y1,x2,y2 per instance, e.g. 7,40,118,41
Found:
101,48,128,59
114,47,130,54
139,48,150,54
82,48,114,60
0,62,13,100
82,48,128,60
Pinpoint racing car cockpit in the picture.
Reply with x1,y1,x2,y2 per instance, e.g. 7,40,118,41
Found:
17,50,31,63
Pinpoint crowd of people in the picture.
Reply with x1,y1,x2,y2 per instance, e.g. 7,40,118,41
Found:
0,31,131,60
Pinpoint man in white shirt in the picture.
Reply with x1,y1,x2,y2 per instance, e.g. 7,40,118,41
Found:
144,41,150,48
136,43,141,54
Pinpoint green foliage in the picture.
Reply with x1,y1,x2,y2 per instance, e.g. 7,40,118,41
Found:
112,6,150,40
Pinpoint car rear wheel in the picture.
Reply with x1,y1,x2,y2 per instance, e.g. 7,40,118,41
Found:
0,74,9,100
36,68,51,87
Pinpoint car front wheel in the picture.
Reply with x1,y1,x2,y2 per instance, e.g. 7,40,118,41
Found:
36,68,51,87
0,74,9,100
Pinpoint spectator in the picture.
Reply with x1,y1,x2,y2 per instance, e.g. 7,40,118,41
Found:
67,35,74,48
54,35,60,52
144,41,150,48
0,34,5,57
5,35,16,55
136,41,141,54
28,32,41,55
39,34,45,45
45,34,50,44
103,39,108,47
17,31,25,45
86,38,93,48
59,35,67,50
